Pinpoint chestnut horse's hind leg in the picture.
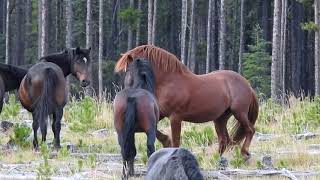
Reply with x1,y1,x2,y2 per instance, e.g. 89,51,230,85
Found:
52,108,63,149
170,116,182,147
233,112,255,160
214,120,230,156
156,130,171,147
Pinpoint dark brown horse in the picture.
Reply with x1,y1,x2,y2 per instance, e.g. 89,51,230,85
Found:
113,58,159,178
0,63,28,112
115,45,259,160
19,47,91,149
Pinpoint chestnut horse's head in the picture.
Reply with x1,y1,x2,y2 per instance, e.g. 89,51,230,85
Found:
70,47,91,87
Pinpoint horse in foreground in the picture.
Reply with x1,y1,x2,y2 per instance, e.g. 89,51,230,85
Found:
146,148,204,180
113,58,159,178
0,63,28,112
115,45,259,160
19,47,91,149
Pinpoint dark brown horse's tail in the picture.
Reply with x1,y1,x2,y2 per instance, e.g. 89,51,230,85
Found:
230,90,259,146
121,97,137,161
32,68,57,133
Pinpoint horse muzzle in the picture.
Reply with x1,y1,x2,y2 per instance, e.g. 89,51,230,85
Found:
81,80,90,87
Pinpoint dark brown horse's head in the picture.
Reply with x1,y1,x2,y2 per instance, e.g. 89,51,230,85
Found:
70,47,91,87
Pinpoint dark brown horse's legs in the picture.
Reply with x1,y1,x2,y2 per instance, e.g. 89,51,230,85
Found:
52,108,63,149
156,130,171,147
32,113,39,150
170,116,182,147
147,130,156,157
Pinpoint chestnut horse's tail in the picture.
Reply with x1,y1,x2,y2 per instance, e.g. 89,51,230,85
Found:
121,97,137,161
230,90,259,146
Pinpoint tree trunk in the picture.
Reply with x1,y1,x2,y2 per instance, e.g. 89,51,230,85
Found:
147,0,153,44
85,0,93,96
127,0,133,50
238,0,244,74
315,0,320,95
181,0,187,65
260,0,271,42
206,0,213,73
188,0,196,71
271,0,282,101
151,0,157,45
55,0,63,51
25,0,32,64
40,0,49,57
218,0,226,70
38,0,42,59
98,0,104,100
0,0,3,34
135,0,142,46
15,1,25,65
65,0,73,49
5,0,11,64
65,0,73,95
280,0,287,103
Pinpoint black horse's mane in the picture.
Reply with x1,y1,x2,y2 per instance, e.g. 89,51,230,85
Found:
127,58,156,94
39,49,73,77
0,63,28,91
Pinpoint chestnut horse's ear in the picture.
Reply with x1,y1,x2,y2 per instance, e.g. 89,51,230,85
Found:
75,47,81,54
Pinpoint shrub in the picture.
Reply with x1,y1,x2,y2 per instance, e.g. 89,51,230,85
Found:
64,96,99,132
36,143,52,180
0,94,21,120
182,126,215,147
230,146,246,168
9,124,31,148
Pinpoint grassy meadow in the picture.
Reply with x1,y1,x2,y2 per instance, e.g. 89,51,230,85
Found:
0,94,320,179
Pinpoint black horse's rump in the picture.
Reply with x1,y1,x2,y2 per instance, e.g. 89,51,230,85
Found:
114,58,159,179
146,148,204,180
0,63,28,91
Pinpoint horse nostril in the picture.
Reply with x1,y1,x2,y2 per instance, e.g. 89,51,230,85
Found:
81,80,90,87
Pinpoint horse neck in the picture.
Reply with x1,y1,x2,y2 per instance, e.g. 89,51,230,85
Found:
42,54,71,77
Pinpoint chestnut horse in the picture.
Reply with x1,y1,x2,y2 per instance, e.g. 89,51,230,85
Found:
19,47,91,149
0,63,28,112
113,58,159,178
115,45,259,159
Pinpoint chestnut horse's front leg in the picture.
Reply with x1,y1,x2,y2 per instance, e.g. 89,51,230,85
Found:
170,115,182,147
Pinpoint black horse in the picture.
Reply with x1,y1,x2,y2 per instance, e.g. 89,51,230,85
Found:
146,148,204,180
113,58,159,178
0,63,28,112
19,47,91,149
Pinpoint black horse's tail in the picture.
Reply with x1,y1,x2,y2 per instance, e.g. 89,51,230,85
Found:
121,97,137,161
32,68,57,134
178,148,204,180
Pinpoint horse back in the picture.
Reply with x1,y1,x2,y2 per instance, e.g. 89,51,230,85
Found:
19,62,67,111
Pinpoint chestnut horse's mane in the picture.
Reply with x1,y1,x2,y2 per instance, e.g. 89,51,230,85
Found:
115,45,189,73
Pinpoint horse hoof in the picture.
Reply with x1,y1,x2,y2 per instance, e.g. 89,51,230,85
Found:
218,156,228,170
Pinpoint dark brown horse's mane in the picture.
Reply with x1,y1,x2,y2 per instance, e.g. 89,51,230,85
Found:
115,45,189,73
